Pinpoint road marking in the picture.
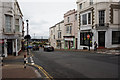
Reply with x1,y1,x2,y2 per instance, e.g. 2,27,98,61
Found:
27,63,53,80
30,57,35,65
28,50,53,80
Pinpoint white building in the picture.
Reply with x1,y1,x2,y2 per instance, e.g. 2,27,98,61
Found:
49,20,64,49
77,0,120,49
0,0,23,57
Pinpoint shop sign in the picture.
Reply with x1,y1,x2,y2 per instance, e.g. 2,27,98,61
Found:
65,38,73,41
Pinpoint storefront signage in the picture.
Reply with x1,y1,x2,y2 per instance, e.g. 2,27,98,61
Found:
65,38,73,41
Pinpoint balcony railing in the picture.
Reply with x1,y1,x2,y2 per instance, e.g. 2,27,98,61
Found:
95,23,109,30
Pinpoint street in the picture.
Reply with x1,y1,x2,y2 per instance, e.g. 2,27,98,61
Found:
30,48,119,79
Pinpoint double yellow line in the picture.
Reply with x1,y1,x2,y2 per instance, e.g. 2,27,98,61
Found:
28,63,53,80
28,51,53,80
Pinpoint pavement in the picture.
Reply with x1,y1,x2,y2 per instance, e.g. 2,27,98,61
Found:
55,48,120,55
1,50,42,79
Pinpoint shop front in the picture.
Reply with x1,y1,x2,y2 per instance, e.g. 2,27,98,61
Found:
64,36,75,49
79,31,93,49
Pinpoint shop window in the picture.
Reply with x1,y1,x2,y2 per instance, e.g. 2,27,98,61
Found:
112,31,120,44
80,32,92,46
65,41,68,48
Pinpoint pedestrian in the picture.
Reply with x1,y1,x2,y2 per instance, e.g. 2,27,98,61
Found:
94,41,97,51
24,55,27,68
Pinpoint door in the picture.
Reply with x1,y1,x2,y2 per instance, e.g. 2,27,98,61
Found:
98,31,105,47
7,40,13,55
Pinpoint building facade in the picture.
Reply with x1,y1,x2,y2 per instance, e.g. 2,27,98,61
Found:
49,20,64,49
63,9,78,49
77,0,120,49
0,0,23,57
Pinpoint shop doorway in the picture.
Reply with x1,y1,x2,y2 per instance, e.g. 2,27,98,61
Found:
98,31,105,48
7,40,13,55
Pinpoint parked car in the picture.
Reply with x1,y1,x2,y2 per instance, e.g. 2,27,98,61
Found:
32,45,39,51
44,45,54,52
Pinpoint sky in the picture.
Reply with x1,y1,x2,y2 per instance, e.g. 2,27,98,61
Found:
17,0,77,39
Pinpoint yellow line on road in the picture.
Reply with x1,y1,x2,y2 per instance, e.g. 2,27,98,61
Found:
27,63,53,80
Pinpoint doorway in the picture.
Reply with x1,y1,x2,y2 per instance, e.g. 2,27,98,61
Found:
7,40,13,55
98,31,105,48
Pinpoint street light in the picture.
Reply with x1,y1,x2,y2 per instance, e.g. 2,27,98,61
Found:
26,20,29,55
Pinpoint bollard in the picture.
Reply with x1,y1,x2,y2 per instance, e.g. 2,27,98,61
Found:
24,55,27,68
2,59,3,66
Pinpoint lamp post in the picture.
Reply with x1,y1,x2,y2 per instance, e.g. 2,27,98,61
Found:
26,20,29,55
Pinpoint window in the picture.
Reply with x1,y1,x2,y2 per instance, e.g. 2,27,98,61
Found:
58,24,60,30
88,13,91,24
51,30,53,35
60,32,61,38
112,31,120,44
75,14,77,20
82,14,87,25
90,0,93,5
58,32,61,39
99,10,105,26
70,26,72,34
66,26,72,34
68,17,70,23
15,19,19,32
54,35,55,39
5,15,12,32
66,26,69,33
79,3,82,9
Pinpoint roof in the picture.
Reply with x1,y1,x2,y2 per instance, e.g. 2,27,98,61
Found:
49,20,64,29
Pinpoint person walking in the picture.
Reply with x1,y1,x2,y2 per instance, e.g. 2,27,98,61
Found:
94,41,98,51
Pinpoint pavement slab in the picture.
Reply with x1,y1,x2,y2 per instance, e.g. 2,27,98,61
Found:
2,51,42,79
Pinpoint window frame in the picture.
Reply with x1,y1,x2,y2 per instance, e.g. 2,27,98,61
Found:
99,10,105,26
5,15,12,33
112,31,120,44
79,3,82,10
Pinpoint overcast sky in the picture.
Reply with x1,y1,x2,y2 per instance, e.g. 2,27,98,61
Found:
17,0,77,38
